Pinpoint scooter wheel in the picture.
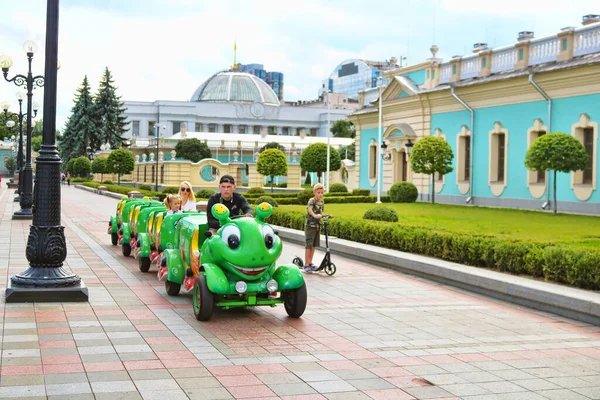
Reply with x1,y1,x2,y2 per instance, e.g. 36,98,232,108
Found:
325,263,337,276
292,257,303,268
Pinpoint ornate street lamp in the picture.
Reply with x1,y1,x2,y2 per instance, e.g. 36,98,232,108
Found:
6,0,88,302
380,141,391,161
405,139,414,157
1,41,45,219
1,95,38,204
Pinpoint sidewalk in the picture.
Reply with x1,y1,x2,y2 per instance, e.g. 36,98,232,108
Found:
78,184,600,326
0,184,598,400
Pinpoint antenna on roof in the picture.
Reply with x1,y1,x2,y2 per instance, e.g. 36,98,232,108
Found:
231,39,239,71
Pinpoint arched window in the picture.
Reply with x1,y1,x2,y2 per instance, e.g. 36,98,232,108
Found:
456,125,471,195
488,122,508,196
526,118,547,199
368,139,377,179
571,113,598,201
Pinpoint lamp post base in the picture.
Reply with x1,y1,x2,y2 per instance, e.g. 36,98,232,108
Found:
12,208,33,220
6,280,88,303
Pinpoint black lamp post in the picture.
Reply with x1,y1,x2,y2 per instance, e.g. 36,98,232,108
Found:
1,95,38,204
6,0,88,302
154,123,164,191
1,42,45,220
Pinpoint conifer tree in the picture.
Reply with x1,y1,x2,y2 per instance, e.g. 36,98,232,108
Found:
58,76,101,162
94,67,128,149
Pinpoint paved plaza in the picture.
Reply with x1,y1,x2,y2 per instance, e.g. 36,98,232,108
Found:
0,184,599,400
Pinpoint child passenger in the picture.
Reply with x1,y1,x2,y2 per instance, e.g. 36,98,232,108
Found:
164,194,182,215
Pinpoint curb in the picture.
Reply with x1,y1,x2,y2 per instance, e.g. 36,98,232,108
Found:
274,226,600,326
75,185,600,326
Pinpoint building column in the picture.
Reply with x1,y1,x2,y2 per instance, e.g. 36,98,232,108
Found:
232,124,239,134
290,127,297,136
276,126,283,135
217,124,224,133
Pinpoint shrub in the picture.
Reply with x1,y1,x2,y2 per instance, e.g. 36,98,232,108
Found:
102,180,113,185
363,206,399,222
352,189,370,196
255,195,278,207
71,177,89,183
139,184,152,191
162,186,179,194
296,188,314,205
196,188,216,199
389,182,418,203
267,209,600,291
329,183,348,193
247,187,265,195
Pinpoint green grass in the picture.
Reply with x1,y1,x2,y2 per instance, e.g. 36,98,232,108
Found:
283,203,600,250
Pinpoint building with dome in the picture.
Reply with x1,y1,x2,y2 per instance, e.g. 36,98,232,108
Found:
122,69,356,140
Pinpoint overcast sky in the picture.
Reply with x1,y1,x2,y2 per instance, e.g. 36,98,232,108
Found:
0,0,597,131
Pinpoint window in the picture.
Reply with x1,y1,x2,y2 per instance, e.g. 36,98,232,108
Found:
571,114,597,201
208,124,216,133
369,142,377,179
536,132,546,183
239,125,246,134
137,167,140,182
282,127,289,135
161,165,165,184
172,121,182,134
464,138,471,181
488,122,508,196
253,126,260,134
583,128,594,184
144,166,147,182
195,123,202,132
268,126,276,134
310,128,318,136
148,121,156,136
132,121,140,137
224,124,232,133
497,134,505,182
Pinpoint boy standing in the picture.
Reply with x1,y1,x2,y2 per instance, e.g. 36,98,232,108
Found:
304,183,325,272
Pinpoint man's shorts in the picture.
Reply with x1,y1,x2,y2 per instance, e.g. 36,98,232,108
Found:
305,225,320,249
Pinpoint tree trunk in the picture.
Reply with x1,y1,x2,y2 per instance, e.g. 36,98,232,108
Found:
118,173,121,186
553,170,557,215
431,174,435,204
271,176,274,193
101,173,103,182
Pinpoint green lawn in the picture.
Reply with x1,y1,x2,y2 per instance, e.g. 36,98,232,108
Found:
282,203,600,250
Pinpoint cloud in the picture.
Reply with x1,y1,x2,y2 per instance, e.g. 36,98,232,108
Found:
1,0,595,134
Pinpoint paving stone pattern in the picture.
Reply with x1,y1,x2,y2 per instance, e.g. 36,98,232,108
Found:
0,185,599,399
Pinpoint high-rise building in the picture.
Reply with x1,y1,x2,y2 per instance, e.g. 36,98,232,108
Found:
321,58,400,99
237,63,284,100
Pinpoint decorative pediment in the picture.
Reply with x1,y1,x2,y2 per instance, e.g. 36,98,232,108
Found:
533,118,544,131
575,113,591,128
492,121,504,133
460,124,470,135
434,128,443,137
380,76,420,102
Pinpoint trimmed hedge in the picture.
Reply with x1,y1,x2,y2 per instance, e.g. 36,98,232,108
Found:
139,184,152,191
254,195,278,207
352,189,371,196
247,187,265,195
196,188,216,199
162,186,180,194
267,209,600,290
83,182,167,201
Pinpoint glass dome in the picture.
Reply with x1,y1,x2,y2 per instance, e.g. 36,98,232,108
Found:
190,71,280,106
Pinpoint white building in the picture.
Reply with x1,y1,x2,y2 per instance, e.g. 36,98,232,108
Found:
123,70,354,139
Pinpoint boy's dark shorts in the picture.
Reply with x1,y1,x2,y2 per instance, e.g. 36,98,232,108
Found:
305,225,320,248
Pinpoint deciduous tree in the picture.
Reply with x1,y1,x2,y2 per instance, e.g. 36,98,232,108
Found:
174,138,211,162
106,149,135,185
409,136,454,204
257,149,288,192
299,142,341,183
